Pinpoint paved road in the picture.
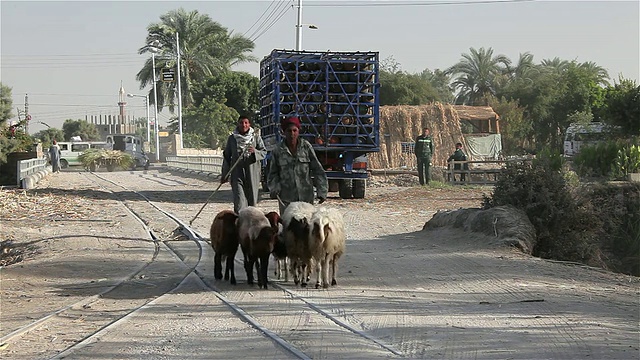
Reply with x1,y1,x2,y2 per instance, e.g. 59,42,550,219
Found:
1,169,638,359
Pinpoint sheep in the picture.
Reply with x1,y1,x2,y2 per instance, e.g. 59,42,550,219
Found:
281,201,316,287
209,210,240,284
309,207,346,288
237,206,278,289
265,211,289,281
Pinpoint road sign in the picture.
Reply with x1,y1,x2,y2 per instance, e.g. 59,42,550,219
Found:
161,68,175,82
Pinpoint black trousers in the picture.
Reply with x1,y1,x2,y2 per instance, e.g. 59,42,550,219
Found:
417,157,431,185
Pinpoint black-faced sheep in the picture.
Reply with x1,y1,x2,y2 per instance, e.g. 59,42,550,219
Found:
281,201,316,287
237,206,278,289
309,207,346,288
265,211,288,281
210,210,240,284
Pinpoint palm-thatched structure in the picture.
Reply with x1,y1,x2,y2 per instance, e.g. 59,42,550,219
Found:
369,103,500,169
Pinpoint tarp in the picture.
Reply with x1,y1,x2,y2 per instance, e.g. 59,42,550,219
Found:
465,134,502,160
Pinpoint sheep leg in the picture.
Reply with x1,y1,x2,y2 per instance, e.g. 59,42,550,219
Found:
255,259,263,288
315,258,322,289
284,257,289,282
213,253,223,280
226,256,236,285
259,254,270,289
331,254,338,286
322,253,331,289
292,259,300,285
243,251,254,285
300,263,308,288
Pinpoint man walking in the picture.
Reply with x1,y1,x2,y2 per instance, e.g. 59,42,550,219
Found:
415,127,434,186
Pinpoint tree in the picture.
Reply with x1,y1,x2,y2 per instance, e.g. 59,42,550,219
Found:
32,128,65,148
179,97,238,149
191,71,259,116
1,82,13,123
597,78,640,135
136,8,256,112
446,47,511,105
485,95,532,154
62,119,101,141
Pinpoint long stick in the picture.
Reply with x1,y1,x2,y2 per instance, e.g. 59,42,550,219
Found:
189,150,246,225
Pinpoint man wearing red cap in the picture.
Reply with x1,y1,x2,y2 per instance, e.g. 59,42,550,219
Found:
268,116,328,214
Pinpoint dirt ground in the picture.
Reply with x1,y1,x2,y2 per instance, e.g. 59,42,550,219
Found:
1,169,638,359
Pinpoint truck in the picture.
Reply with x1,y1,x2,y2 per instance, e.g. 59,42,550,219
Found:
105,134,150,170
258,49,380,199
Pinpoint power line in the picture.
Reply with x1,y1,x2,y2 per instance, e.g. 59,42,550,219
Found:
248,1,293,41
251,1,294,42
303,0,536,6
243,0,278,37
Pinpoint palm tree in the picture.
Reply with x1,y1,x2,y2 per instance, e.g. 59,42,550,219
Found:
446,47,511,105
136,8,256,110
579,61,610,86
540,57,570,73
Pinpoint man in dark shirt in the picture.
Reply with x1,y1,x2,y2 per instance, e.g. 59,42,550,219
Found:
414,127,434,185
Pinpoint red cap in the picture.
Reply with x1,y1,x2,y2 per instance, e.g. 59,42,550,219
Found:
281,116,301,131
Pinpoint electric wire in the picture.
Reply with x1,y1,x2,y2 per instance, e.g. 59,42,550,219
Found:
242,0,278,37
246,1,290,41
303,0,536,6
251,1,294,42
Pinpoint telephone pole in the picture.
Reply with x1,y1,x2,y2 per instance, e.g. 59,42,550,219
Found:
24,93,30,133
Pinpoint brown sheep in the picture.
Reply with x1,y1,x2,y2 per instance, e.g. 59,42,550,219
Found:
210,210,240,284
238,207,278,289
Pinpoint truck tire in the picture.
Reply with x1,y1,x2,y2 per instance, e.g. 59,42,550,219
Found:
352,179,366,199
60,159,69,169
339,179,353,199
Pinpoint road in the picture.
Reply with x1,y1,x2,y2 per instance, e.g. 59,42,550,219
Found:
1,168,638,359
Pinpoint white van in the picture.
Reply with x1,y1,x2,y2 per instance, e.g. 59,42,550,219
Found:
563,122,616,157
57,141,110,168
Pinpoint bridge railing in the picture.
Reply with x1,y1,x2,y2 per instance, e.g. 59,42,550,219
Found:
17,158,49,187
166,155,223,176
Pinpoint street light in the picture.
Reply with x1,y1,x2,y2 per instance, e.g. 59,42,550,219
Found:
295,0,318,50
127,93,150,143
149,40,161,162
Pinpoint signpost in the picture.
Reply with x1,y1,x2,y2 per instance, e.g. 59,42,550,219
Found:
161,68,175,82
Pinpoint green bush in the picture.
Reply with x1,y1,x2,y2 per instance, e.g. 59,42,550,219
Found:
483,154,603,264
574,138,640,179
587,183,640,276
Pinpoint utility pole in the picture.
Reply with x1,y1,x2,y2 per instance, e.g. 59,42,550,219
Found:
176,32,183,149
295,0,303,51
24,93,30,134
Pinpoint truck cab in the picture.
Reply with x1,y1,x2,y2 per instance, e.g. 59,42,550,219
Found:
105,134,150,170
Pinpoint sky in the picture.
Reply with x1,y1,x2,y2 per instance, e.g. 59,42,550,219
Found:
1,0,639,135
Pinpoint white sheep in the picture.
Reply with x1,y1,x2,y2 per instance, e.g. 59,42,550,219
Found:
309,206,346,288
237,206,278,289
281,201,316,287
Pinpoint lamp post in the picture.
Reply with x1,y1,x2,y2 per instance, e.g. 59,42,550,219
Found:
149,41,161,162
176,32,183,149
295,0,318,51
127,93,150,143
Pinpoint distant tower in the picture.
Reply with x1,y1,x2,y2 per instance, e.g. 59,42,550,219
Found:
118,81,126,125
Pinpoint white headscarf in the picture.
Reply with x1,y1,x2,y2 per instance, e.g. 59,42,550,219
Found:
232,126,254,155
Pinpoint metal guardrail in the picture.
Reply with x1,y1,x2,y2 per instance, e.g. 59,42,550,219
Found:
17,158,48,187
166,155,223,176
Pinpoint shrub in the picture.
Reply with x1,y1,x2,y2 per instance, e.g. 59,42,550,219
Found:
483,154,603,264
588,183,640,276
574,138,640,179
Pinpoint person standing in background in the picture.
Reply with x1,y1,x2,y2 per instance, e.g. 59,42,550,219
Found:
48,140,61,173
415,127,434,185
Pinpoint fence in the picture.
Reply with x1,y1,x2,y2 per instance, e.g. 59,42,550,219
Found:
17,158,49,188
165,155,223,176
447,159,529,185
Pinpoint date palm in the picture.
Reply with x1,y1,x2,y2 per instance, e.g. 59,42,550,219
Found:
136,8,256,111
447,47,511,105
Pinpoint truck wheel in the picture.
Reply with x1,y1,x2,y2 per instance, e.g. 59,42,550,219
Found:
338,179,353,199
353,179,366,199
60,159,69,169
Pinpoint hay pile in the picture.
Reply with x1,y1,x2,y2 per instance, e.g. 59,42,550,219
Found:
369,103,465,169
422,205,537,254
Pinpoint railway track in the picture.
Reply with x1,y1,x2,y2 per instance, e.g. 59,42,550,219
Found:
2,171,402,359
